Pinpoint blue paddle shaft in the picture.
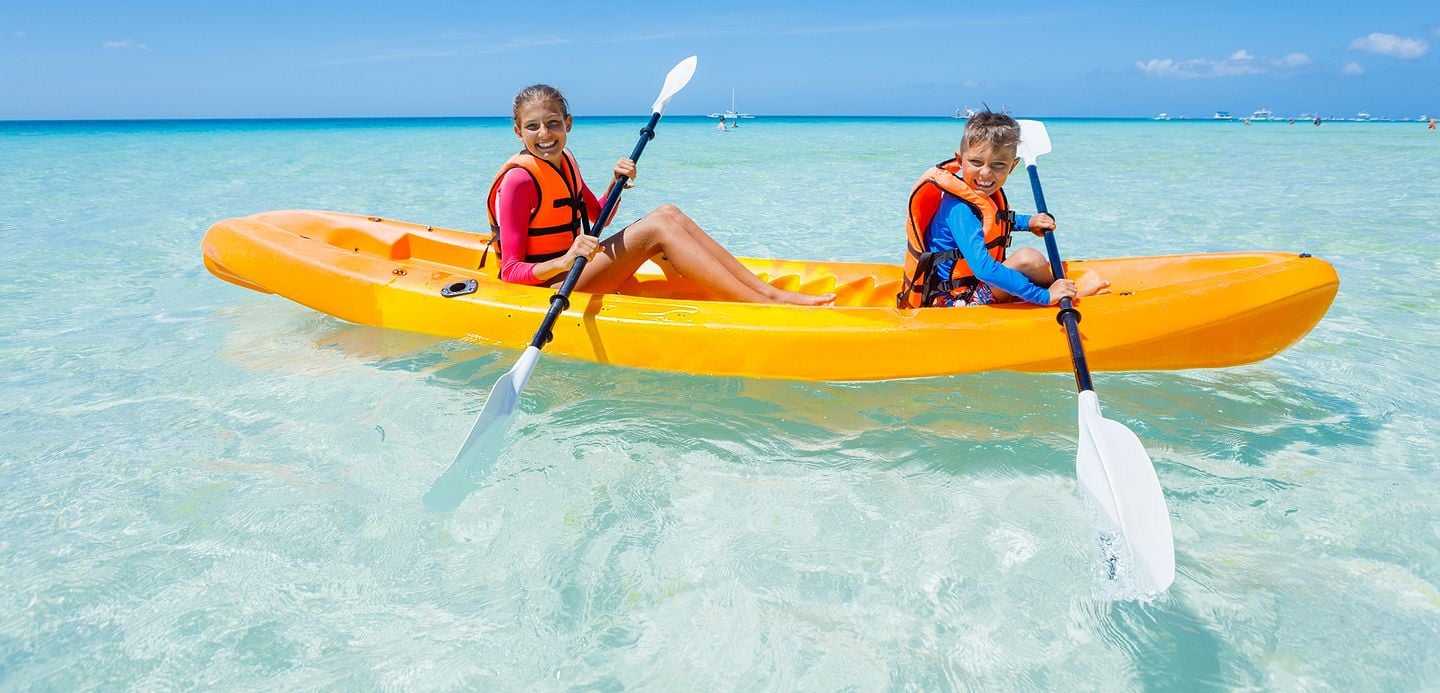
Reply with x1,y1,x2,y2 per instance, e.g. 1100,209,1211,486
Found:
1026,164,1095,393
528,111,663,349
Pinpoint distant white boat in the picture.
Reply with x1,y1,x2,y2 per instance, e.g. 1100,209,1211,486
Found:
1212,110,1234,120
953,106,978,119
1355,111,1372,122
1153,112,1170,120
1251,108,1275,121
707,89,753,124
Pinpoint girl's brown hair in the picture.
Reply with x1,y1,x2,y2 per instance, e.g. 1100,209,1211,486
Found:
512,84,570,123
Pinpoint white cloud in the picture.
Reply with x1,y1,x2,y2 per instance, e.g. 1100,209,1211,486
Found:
1348,32,1428,59
103,38,149,50
1136,49,1310,79
311,35,566,67
312,47,459,66
1341,61,1365,76
480,36,568,53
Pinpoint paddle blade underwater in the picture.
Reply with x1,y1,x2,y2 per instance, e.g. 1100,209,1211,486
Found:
1077,392,1175,593
424,346,540,510
459,345,539,460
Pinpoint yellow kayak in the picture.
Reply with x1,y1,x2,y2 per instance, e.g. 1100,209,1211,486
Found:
201,210,1339,381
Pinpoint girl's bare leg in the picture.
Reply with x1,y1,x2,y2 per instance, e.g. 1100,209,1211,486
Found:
648,205,834,305
577,205,833,305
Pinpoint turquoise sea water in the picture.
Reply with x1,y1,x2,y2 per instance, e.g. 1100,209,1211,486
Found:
3,115,1439,689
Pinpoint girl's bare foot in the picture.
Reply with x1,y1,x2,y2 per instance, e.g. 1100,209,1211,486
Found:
1076,272,1112,298
758,284,835,305
782,291,835,306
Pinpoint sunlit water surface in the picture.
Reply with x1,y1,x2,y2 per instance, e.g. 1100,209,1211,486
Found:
2,116,1438,689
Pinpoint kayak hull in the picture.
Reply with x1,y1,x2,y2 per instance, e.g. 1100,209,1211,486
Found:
201,210,1339,381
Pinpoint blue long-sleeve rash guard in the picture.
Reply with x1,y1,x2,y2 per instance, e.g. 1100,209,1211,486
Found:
928,193,1052,306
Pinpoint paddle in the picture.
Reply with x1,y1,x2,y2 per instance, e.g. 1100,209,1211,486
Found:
441,56,699,481
1016,119,1176,593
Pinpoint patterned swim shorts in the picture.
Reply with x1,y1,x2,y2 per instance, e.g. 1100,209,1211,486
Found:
935,282,997,307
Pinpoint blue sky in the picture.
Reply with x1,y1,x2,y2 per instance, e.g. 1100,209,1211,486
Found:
2,0,1436,119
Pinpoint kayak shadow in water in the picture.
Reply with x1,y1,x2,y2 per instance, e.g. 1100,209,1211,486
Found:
294,319,1381,513
421,361,1381,511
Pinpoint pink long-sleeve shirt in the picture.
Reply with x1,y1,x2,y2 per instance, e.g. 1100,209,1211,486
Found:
493,167,605,285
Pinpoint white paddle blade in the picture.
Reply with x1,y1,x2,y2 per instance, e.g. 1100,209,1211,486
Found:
652,55,698,114
1017,119,1053,167
450,346,541,468
1076,390,1176,593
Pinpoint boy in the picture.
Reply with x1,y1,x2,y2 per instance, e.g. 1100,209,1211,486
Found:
899,110,1108,308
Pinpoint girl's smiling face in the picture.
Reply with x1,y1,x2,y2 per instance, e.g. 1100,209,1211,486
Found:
957,141,1019,195
513,100,571,164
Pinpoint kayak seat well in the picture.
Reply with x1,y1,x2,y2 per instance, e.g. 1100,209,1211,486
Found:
318,223,487,270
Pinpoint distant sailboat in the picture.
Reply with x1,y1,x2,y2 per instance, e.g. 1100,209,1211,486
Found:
953,105,978,119
708,89,753,127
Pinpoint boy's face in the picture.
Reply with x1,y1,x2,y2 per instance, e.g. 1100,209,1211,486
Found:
957,141,1019,196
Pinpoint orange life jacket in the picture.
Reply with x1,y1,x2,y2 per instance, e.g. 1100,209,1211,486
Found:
897,159,1014,308
482,150,588,269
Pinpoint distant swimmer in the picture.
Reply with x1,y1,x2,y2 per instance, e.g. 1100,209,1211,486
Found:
717,116,727,131
1313,116,1322,126
1288,119,1295,126
1430,118,1437,130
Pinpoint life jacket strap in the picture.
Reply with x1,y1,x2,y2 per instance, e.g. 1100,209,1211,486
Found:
480,236,495,270
901,248,969,307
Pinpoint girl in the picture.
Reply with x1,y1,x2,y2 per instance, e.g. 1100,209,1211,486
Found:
486,84,833,305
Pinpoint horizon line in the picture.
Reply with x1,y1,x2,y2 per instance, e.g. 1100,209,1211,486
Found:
4,112,1430,124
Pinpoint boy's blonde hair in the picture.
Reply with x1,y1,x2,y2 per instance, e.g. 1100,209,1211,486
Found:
961,108,1021,152
512,84,570,123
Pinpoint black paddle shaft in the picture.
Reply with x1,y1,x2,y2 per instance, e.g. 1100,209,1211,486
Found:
527,112,663,349
1027,164,1096,393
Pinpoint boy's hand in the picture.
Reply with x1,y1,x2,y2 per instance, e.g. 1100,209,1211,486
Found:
1046,278,1077,305
1029,212,1056,237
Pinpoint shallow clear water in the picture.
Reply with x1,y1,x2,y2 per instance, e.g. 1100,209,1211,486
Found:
2,116,1438,689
